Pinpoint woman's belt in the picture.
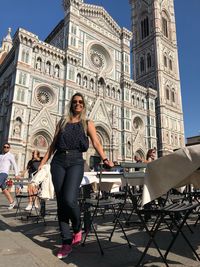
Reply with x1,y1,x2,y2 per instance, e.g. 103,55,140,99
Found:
56,149,82,155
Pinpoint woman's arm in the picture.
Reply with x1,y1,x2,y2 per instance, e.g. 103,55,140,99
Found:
87,120,114,167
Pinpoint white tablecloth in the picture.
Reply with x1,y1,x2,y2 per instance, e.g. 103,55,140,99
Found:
142,144,200,205
81,171,122,192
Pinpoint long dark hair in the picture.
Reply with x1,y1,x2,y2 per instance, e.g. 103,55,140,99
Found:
146,148,156,161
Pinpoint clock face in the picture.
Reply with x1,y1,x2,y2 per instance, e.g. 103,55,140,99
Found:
90,52,104,68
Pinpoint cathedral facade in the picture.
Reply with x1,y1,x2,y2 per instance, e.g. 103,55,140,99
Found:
0,0,184,171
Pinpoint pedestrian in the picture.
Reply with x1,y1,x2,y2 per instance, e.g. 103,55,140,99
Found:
24,150,42,210
145,148,157,163
144,148,157,221
39,92,114,259
0,143,20,209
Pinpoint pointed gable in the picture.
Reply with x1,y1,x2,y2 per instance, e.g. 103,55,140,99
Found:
80,3,122,37
31,107,56,138
90,98,111,129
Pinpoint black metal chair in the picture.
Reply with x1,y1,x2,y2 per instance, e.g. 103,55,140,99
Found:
81,165,126,255
109,162,146,242
15,180,45,224
136,201,200,267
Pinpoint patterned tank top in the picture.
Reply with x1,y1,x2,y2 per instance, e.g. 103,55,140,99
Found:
55,121,89,152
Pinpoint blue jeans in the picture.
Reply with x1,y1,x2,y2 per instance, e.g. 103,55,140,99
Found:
51,151,84,245
0,173,8,191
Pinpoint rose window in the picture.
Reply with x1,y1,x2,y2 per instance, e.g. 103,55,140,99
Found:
35,86,54,106
90,52,104,69
88,43,113,73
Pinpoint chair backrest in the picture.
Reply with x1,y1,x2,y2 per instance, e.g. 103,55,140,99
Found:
120,162,147,187
120,162,147,169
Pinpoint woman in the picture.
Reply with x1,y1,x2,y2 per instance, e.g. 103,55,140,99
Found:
39,92,113,259
145,148,156,163
24,150,42,210
144,148,156,221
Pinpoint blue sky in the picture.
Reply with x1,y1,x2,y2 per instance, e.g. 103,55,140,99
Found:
0,0,199,139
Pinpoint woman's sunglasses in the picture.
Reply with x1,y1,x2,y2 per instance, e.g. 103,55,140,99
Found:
4,146,10,149
72,100,84,105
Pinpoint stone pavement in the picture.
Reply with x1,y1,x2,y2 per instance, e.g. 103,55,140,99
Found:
0,192,200,267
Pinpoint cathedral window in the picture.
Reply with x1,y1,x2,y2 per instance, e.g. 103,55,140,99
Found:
169,59,173,70
171,90,175,103
162,17,168,38
147,53,152,69
164,55,167,67
21,49,29,63
125,65,129,73
54,64,60,78
126,121,131,131
83,76,88,88
36,57,42,70
19,72,27,86
137,97,140,107
112,87,116,98
141,16,149,39
90,79,94,90
133,116,143,130
76,73,81,86
71,25,77,35
124,53,129,63
46,61,51,75
117,89,121,100
125,90,129,101
68,67,75,81
106,85,110,96
140,57,145,73
17,88,25,102
70,36,76,46
166,87,170,100
142,99,145,109
150,99,154,111
36,86,54,106
131,95,135,105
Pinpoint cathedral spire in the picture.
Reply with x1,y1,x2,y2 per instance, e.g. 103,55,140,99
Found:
0,28,13,64
1,28,13,51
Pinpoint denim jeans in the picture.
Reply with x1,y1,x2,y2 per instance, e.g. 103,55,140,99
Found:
51,151,84,245
0,173,8,191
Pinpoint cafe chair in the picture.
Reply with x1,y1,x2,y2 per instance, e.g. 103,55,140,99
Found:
14,180,45,224
136,201,200,267
109,162,146,242
81,164,125,255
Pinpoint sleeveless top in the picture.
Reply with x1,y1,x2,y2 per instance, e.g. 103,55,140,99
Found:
55,121,89,152
27,158,43,180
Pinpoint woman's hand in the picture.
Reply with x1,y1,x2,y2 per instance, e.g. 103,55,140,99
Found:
103,158,114,169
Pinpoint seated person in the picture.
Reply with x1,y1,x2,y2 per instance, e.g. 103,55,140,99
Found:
23,150,42,210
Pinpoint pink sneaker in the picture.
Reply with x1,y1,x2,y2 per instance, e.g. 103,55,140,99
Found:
57,244,72,259
72,230,82,246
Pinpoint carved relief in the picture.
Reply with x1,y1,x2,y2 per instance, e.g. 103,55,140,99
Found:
14,107,24,118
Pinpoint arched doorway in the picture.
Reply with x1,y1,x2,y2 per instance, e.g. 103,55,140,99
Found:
88,125,111,170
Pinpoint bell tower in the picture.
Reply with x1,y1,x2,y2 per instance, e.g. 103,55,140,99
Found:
130,0,185,155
